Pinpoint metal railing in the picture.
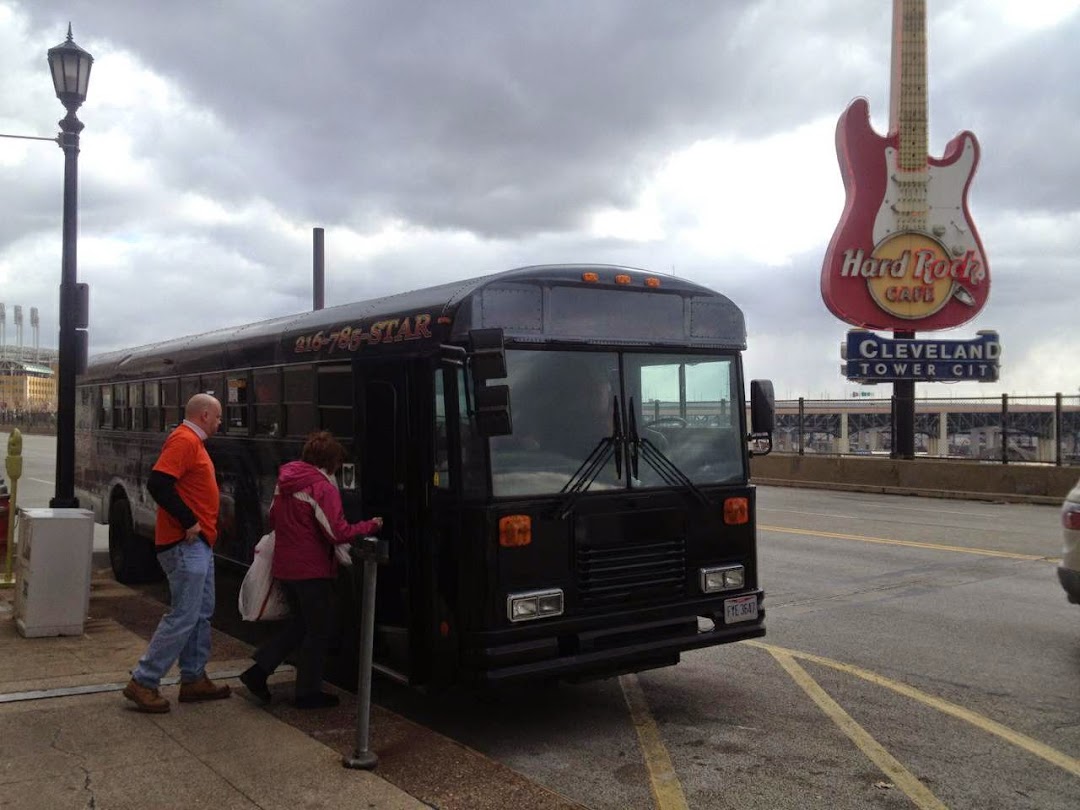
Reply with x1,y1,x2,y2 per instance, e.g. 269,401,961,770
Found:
8,396,1080,466
0,410,57,432
765,394,1080,465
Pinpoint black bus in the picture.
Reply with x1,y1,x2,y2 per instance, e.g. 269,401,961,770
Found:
75,264,774,688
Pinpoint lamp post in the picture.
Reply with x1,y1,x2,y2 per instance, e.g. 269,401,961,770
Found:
47,25,93,509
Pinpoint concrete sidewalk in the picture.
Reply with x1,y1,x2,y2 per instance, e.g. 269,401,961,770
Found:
0,573,426,810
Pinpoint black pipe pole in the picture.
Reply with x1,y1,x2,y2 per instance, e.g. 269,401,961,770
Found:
1001,393,1009,465
313,227,325,311
892,330,915,460
50,109,83,508
797,397,805,455
1055,393,1063,467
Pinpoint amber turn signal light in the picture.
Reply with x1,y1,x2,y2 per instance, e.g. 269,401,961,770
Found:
723,497,749,525
499,515,532,547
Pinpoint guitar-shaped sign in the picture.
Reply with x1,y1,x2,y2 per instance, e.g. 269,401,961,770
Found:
821,0,989,331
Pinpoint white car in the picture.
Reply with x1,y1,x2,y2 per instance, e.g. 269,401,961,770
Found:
1060,478,1080,605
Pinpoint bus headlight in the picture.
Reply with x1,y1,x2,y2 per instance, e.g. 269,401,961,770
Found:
700,565,745,594
507,588,564,622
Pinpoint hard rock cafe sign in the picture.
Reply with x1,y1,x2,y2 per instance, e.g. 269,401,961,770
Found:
821,0,990,332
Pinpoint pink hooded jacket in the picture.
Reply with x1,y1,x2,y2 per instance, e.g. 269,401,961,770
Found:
269,460,380,581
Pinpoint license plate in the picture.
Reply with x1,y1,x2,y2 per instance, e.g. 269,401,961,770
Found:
723,595,758,624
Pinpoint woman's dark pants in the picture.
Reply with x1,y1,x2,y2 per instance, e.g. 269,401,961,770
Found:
252,578,334,698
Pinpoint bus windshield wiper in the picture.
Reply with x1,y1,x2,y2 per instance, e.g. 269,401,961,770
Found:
628,397,710,507
554,396,623,520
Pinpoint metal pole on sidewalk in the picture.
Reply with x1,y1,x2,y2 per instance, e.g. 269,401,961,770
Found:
343,537,383,770
48,26,94,509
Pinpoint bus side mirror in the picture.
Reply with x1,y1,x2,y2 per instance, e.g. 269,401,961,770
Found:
469,328,512,437
469,328,507,381
748,379,774,457
750,379,775,434
475,385,512,436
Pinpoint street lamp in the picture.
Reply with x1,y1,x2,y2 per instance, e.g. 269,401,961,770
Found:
47,25,92,509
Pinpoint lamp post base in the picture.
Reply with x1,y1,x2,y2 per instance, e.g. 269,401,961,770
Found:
342,750,378,770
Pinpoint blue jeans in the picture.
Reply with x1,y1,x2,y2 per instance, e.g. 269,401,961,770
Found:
132,539,215,688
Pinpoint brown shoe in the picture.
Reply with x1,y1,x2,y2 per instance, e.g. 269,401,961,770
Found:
123,678,170,713
179,674,232,703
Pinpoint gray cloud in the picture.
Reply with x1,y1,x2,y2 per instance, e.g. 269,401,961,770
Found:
3,0,1078,398
19,1,892,236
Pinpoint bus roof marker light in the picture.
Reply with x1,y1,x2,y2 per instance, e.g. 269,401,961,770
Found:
499,514,531,547
581,272,600,283
644,277,661,288
614,274,632,285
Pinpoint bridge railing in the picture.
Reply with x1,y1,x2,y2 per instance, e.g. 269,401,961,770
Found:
761,394,1080,465
8,397,1080,466
0,409,56,433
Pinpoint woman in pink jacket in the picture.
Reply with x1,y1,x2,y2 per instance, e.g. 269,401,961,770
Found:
240,431,382,709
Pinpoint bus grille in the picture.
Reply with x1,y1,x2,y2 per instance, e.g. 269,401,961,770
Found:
576,537,686,609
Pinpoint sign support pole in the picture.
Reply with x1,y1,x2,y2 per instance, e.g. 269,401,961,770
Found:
893,330,916,459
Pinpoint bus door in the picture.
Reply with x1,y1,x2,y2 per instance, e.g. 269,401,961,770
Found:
351,358,419,682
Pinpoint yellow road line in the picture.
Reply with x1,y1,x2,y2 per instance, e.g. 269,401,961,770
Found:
761,524,1058,563
767,648,948,810
748,640,1080,779
619,674,689,810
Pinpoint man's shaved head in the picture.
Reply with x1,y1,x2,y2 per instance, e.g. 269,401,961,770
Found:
185,393,222,437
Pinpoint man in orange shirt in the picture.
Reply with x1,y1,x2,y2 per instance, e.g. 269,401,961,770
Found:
124,393,232,713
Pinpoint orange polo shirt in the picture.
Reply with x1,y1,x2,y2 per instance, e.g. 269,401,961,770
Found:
152,423,220,546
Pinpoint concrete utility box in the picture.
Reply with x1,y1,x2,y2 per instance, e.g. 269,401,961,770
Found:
14,508,95,637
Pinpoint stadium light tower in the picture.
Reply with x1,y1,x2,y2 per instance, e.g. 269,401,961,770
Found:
47,24,93,508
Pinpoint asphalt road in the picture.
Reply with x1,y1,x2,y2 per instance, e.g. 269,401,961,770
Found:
1,432,111,559
6,432,1078,809
370,486,1080,809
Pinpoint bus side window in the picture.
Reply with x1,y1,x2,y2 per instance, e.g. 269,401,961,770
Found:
100,385,113,429
180,376,201,411
283,365,316,437
145,380,162,432
161,378,180,430
434,369,450,489
226,373,250,433
455,367,485,496
130,382,143,431
317,364,352,437
201,374,224,403
113,383,129,429
76,386,94,431
254,368,282,437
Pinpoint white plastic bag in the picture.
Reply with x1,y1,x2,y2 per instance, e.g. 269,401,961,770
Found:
238,531,290,621
334,543,353,566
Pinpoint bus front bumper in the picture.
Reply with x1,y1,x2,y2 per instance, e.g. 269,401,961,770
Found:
466,598,765,684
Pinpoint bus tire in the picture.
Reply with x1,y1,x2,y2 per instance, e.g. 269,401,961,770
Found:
109,498,162,584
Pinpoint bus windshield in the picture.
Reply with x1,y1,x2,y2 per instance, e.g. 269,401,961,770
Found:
490,349,745,496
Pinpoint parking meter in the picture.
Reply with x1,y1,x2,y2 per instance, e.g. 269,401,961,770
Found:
4,430,23,581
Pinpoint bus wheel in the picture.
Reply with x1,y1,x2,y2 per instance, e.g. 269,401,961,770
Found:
109,498,162,584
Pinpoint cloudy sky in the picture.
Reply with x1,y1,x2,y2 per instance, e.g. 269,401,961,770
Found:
1,0,1077,401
